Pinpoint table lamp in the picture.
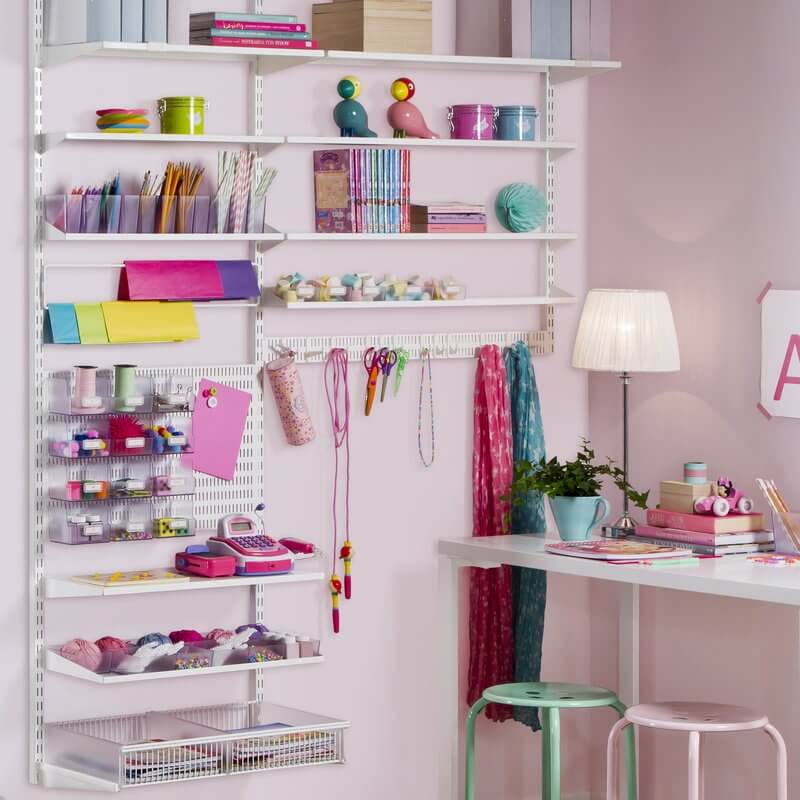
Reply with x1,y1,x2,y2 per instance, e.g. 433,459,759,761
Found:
572,289,680,531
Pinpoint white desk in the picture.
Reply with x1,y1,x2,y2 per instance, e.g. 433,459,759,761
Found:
437,534,800,800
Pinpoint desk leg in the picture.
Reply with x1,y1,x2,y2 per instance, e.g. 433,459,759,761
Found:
439,556,462,800
618,583,640,706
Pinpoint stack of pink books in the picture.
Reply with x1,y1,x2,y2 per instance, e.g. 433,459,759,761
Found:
190,12,319,50
634,508,774,556
410,203,486,233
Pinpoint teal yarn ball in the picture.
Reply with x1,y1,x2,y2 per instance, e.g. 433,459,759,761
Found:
495,183,548,232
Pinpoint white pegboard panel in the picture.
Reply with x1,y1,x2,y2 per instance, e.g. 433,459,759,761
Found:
264,329,554,363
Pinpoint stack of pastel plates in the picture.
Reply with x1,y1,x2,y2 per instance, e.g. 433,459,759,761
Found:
96,107,150,134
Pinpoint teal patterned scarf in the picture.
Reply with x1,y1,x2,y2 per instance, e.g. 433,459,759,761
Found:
505,341,547,731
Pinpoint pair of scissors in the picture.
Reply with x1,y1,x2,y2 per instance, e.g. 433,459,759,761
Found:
363,347,387,416
380,350,398,402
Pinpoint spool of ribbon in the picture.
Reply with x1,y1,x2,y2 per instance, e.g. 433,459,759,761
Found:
114,364,138,411
73,365,101,411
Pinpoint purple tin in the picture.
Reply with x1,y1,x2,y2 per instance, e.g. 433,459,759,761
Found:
447,104,495,140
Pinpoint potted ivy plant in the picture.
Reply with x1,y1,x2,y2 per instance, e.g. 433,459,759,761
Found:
508,440,649,541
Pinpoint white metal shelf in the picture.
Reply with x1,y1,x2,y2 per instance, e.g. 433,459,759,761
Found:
285,231,576,242
265,289,576,310
286,135,576,152
46,569,325,598
47,649,324,684
40,40,620,83
43,225,284,245
38,132,284,153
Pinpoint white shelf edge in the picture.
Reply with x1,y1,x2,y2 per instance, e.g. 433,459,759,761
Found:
40,41,620,80
40,763,120,793
286,135,576,151
285,231,575,241
39,132,284,153
265,291,576,310
46,570,325,598
43,223,285,243
46,649,325,683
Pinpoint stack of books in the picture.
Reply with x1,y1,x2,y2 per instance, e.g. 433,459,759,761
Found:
633,480,774,556
410,203,486,233
313,148,411,234
190,12,319,50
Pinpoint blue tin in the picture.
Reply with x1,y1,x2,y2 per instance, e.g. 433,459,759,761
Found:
494,105,538,141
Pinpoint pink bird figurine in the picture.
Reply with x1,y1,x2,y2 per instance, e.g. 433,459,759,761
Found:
387,77,439,139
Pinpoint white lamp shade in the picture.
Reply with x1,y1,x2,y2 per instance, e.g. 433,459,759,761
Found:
572,289,680,373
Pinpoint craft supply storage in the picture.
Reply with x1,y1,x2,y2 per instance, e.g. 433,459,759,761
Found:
28,0,619,791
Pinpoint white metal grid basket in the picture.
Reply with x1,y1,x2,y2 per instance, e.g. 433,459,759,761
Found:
47,702,347,788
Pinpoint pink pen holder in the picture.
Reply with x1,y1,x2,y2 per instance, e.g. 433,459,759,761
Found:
266,355,315,447
448,104,495,140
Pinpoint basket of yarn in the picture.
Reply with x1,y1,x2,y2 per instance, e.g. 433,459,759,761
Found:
495,182,549,233
96,107,150,134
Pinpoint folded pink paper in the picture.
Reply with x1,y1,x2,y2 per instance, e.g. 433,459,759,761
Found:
119,261,224,301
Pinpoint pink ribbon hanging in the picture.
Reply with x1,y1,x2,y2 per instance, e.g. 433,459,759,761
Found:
467,345,515,721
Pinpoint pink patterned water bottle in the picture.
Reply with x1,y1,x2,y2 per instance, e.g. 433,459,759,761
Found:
266,355,315,446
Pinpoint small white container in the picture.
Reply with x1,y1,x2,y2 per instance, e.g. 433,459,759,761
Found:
283,635,300,660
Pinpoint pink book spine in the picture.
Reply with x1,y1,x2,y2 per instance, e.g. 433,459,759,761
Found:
402,150,410,233
214,21,306,32
645,508,764,533
634,525,717,546
205,37,318,49
417,223,487,233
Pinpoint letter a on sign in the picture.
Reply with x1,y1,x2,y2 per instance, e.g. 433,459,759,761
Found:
761,288,800,418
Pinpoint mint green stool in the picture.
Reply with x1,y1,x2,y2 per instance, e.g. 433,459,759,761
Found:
465,682,637,800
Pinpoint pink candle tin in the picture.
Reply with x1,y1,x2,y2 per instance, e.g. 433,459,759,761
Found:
447,104,495,140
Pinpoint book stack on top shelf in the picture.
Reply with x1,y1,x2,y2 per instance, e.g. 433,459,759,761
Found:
411,202,486,233
632,479,774,556
190,11,319,50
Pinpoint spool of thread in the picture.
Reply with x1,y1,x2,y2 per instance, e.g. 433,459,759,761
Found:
73,365,101,411
684,461,708,484
114,364,138,411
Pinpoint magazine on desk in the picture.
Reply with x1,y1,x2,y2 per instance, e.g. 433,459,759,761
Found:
544,539,687,561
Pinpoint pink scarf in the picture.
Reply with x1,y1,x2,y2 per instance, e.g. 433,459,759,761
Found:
468,345,515,721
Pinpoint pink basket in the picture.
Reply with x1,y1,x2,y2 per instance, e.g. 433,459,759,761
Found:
266,355,315,447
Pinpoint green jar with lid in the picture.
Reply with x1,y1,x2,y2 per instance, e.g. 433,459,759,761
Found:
158,96,207,135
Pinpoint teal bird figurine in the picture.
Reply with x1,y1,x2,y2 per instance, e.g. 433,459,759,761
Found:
334,76,377,138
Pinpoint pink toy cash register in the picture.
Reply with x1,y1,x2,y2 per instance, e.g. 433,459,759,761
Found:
207,513,294,576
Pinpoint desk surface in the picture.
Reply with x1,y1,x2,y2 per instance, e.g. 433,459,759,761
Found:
438,535,800,606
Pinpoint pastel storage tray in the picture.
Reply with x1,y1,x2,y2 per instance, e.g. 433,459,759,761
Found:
46,702,348,788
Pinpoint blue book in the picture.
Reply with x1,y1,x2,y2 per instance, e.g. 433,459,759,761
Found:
531,0,551,58
550,0,572,59
198,28,312,41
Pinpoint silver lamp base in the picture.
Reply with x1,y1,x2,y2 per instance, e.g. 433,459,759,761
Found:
613,513,639,531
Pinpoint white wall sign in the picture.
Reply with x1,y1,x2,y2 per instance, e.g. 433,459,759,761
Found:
761,288,800,419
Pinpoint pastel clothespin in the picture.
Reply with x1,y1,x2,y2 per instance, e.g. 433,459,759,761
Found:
394,348,409,396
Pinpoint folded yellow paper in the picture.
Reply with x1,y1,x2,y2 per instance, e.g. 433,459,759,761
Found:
101,301,199,343
74,303,109,344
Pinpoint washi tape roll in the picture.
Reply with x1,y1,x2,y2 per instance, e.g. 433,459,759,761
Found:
684,461,707,484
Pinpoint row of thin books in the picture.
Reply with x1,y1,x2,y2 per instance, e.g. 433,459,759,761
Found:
190,11,318,50
313,148,411,234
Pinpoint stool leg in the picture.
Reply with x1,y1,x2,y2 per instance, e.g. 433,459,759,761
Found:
464,698,489,800
697,733,705,800
540,707,560,800
606,717,631,800
611,700,637,800
688,731,701,800
763,724,788,800
541,707,551,797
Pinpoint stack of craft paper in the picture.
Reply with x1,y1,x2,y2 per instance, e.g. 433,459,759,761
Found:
118,260,259,301
96,107,150,134
46,302,199,344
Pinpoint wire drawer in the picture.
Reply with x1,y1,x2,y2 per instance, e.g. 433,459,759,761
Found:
46,702,348,789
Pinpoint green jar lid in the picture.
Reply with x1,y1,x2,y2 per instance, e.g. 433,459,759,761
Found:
159,96,205,105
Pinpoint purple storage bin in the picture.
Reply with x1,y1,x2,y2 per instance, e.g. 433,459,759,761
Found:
119,196,139,234
448,104,495,140
138,195,158,233
82,194,102,233
66,195,83,233
192,196,210,233
45,195,67,232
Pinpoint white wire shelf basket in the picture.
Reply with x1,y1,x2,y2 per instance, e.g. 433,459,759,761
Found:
46,702,348,790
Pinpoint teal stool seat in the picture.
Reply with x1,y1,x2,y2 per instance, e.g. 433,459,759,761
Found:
465,681,637,800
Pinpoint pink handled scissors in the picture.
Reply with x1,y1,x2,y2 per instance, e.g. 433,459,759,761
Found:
363,347,388,416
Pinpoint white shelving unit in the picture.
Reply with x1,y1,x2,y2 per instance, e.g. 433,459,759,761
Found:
29,0,619,789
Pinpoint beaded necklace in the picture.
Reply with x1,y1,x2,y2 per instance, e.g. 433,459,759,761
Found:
417,348,435,467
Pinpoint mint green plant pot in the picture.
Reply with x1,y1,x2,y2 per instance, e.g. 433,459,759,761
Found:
549,496,611,541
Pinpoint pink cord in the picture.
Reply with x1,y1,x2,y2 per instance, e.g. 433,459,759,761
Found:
324,349,350,576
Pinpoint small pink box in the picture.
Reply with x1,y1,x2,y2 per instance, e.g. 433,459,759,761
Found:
65,481,82,501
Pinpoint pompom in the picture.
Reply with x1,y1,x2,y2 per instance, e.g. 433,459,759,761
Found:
60,638,103,671
169,629,204,644
108,414,147,454
95,636,128,652
495,182,548,233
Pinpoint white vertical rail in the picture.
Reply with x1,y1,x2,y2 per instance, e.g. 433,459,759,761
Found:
30,0,46,784
544,67,556,354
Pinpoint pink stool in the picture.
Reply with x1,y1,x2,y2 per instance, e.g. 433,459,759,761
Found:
607,702,787,800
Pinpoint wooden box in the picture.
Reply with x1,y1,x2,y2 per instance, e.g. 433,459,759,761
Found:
659,480,716,514
312,0,432,54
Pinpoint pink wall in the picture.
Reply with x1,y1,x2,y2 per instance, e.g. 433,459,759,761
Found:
588,0,800,796
1,2,604,799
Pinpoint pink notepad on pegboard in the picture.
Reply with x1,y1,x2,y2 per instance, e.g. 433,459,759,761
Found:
185,379,251,481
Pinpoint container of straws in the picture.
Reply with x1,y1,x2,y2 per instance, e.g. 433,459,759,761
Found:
212,150,277,234
756,478,800,554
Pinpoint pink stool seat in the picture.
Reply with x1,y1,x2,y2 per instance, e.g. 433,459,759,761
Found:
626,702,768,732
